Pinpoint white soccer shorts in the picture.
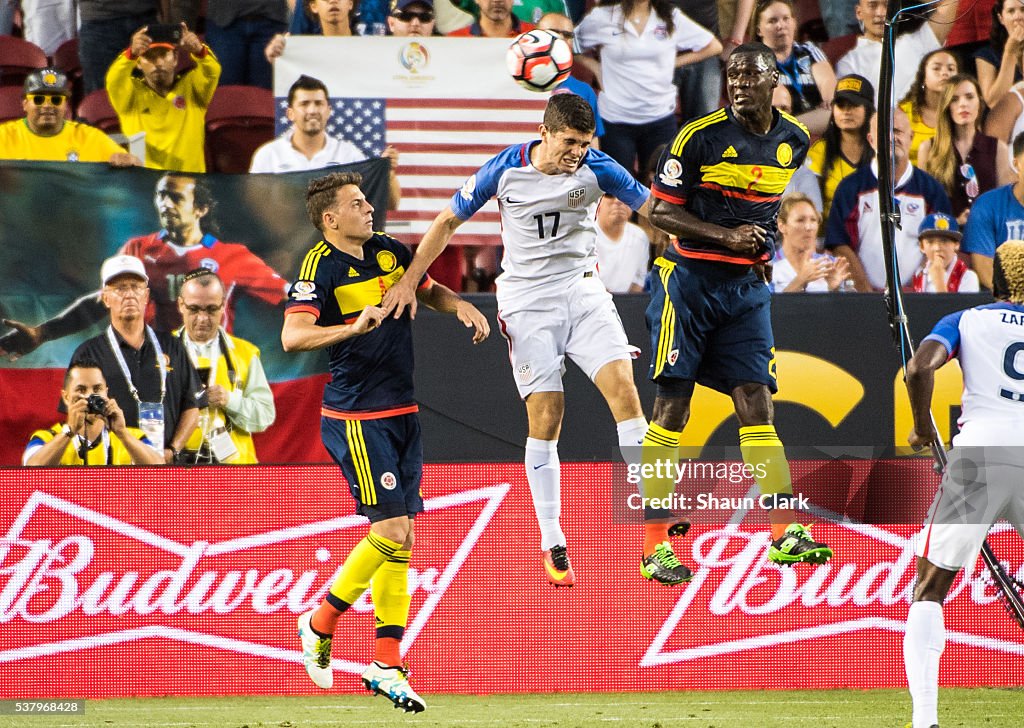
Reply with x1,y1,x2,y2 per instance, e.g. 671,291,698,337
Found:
915,446,1024,571
496,273,639,399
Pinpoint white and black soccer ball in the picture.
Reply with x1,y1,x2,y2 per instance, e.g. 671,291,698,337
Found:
506,30,574,92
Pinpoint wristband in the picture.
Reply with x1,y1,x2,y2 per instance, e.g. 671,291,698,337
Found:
62,424,74,439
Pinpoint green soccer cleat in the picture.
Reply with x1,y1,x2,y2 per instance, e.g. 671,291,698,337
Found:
768,523,833,566
640,541,693,585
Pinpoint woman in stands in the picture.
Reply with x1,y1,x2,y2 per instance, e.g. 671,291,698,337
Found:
806,74,874,223
918,73,1012,226
753,0,835,136
575,0,721,175
899,49,959,165
771,192,850,294
975,0,1024,109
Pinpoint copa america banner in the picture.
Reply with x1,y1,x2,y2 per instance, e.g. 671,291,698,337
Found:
274,37,550,248
1,464,1020,697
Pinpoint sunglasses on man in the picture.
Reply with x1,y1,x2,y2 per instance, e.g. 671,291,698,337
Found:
28,94,65,107
392,9,434,22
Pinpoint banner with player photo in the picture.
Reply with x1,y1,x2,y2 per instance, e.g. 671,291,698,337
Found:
0,464,1020,697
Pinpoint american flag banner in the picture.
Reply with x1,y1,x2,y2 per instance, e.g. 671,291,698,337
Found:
275,37,550,247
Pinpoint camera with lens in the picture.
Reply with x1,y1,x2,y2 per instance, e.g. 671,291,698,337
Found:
85,394,108,416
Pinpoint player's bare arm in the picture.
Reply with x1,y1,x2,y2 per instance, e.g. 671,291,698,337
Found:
649,197,766,255
905,339,948,448
382,206,465,320
415,281,490,344
281,307,385,352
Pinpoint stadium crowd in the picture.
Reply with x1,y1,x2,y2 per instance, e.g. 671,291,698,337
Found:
0,0,1017,462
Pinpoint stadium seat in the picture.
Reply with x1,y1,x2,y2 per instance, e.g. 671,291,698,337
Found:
0,36,47,88
77,89,121,135
52,38,84,110
204,85,275,173
0,86,23,122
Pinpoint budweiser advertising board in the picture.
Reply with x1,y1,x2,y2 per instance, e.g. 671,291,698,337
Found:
0,463,1021,697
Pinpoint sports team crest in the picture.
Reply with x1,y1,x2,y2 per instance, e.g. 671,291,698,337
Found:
567,188,586,209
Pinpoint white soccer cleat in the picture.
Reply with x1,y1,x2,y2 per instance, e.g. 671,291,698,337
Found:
361,660,427,713
296,610,333,689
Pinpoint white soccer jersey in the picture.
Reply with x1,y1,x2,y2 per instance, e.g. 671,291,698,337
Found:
924,302,1024,446
450,143,649,293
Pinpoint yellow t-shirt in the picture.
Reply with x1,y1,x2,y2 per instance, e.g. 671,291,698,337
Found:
899,100,935,167
106,47,221,172
0,118,124,162
23,424,151,466
806,139,857,218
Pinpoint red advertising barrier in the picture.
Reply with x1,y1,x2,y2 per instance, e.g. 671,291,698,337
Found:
1,463,1021,697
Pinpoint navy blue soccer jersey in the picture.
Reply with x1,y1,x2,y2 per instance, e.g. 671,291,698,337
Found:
652,107,809,264
285,233,430,416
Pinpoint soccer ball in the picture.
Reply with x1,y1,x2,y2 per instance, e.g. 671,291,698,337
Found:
506,30,574,92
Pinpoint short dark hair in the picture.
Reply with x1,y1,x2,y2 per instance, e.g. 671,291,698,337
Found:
1013,131,1024,159
542,93,594,135
287,74,330,107
179,268,224,298
306,171,364,232
730,41,776,69
159,173,219,235
64,359,104,389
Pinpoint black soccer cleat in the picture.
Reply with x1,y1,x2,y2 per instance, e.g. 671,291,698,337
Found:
640,542,693,585
768,523,833,566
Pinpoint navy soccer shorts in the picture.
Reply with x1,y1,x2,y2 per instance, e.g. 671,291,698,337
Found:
321,412,424,522
646,256,778,394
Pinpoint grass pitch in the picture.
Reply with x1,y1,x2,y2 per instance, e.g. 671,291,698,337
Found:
2,690,1022,728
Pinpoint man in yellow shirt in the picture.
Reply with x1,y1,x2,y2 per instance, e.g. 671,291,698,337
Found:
22,361,164,466
106,22,221,172
0,68,139,165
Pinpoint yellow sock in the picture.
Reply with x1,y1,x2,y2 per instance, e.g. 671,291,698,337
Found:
739,425,797,539
328,531,402,606
372,548,411,666
641,422,682,515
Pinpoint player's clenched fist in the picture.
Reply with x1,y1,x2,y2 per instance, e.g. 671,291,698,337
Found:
720,224,767,254
351,305,385,335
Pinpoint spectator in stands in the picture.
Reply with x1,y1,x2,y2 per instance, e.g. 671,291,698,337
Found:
753,0,835,136
447,0,534,36
15,0,75,56
266,0,360,63
983,78,1024,165
536,12,603,146
79,0,161,95
175,269,275,464
106,23,221,173
68,255,202,464
452,0,568,26
772,192,850,293
288,0,388,36
772,85,823,213
961,131,1024,289
825,108,952,292
919,74,1012,225
387,0,438,36
249,75,402,210
836,0,959,103
910,212,980,293
575,0,720,175
201,1,288,89
806,74,874,221
673,0,744,120
22,359,164,466
898,49,958,165
975,0,1024,109
0,68,140,166
594,193,649,293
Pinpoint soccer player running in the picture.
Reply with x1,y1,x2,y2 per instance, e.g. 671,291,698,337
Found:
902,241,1024,728
643,42,833,569
383,94,686,587
281,171,489,711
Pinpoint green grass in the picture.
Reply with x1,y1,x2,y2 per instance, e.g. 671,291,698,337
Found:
1,690,1022,728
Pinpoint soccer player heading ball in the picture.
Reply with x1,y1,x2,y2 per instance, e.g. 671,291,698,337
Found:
642,42,833,570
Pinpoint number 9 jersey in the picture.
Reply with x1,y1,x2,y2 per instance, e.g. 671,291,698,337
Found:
450,142,649,294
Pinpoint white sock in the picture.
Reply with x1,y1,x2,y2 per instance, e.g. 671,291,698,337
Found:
525,438,563,551
616,417,648,461
904,600,945,728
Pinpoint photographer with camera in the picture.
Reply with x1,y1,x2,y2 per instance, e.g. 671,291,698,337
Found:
174,268,276,463
23,360,164,466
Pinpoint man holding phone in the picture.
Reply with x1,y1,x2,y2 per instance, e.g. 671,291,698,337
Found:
106,21,221,172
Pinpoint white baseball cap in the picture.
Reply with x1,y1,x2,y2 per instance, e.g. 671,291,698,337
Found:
100,255,149,286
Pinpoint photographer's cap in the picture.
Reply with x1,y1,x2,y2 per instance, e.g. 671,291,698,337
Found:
918,212,961,242
100,255,149,285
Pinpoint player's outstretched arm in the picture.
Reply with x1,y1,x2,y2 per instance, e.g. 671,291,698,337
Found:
281,307,385,352
649,197,765,255
0,293,106,360
905,340,948,449
416,281,490,344
382,206,465,320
